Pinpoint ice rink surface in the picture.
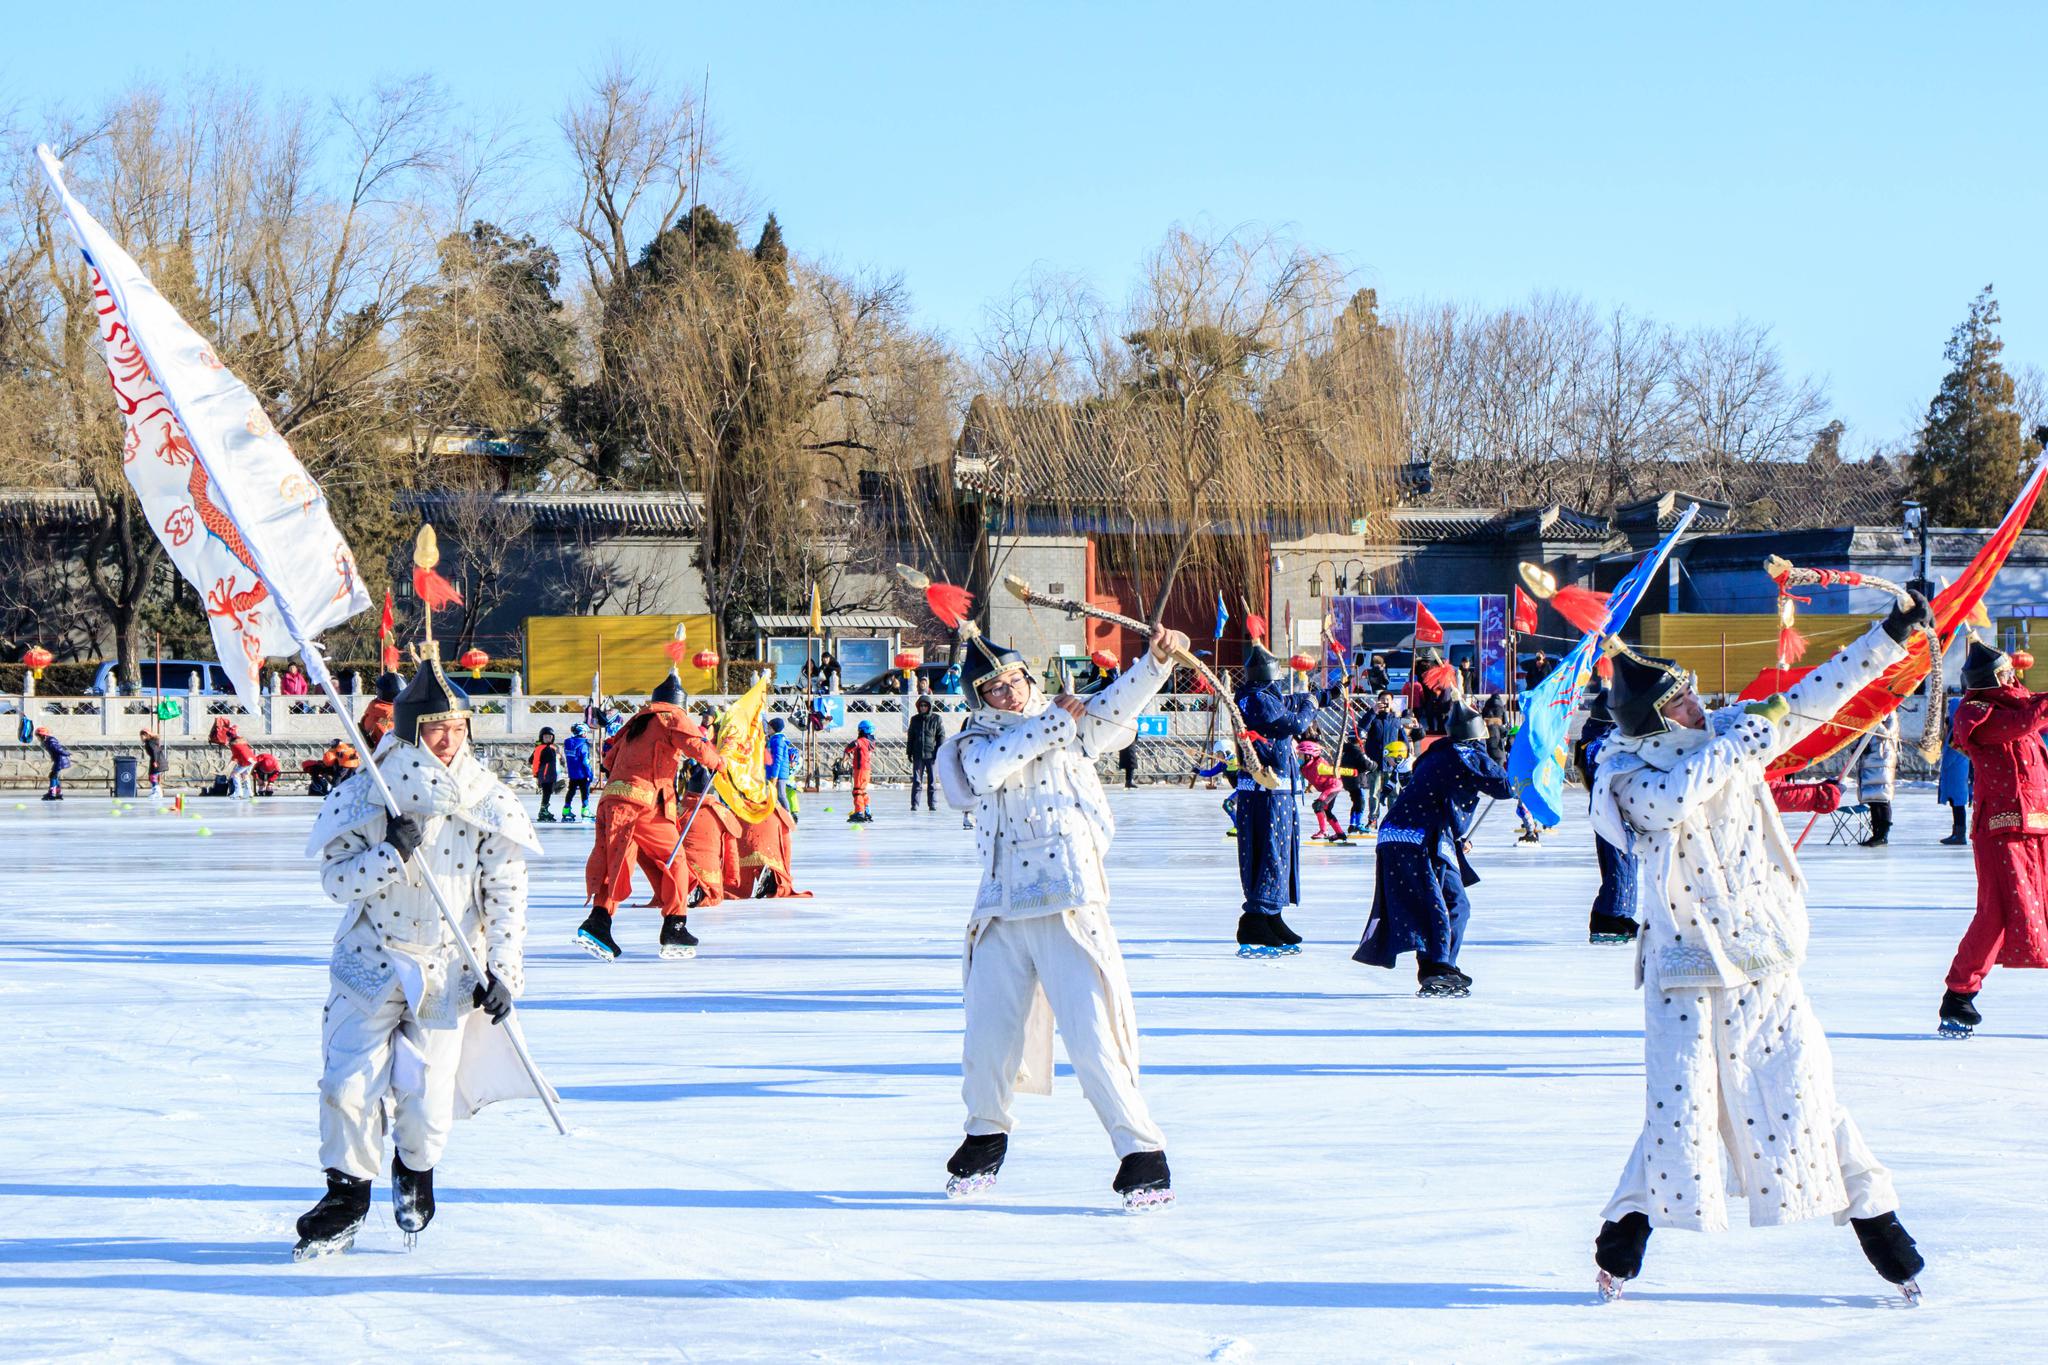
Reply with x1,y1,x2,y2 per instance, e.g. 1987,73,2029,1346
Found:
2,779,2043,1363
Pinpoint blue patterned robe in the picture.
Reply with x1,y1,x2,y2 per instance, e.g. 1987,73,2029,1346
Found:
1234,684,1318,914
1354,739,1513,969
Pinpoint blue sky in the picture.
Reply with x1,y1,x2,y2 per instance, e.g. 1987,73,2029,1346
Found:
9,1,2044,449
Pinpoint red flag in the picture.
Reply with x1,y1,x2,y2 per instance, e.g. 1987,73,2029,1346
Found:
378,590,397,671
1414,601,1445,647
1513,586,1538,634
1752,455,2048,774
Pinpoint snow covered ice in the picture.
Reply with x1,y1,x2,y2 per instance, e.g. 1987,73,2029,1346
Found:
2,783,2043,1362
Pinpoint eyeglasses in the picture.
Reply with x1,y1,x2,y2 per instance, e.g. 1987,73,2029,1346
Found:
979,673,1029,696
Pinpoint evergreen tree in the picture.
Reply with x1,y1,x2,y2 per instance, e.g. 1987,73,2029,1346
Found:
1910,286,2039,525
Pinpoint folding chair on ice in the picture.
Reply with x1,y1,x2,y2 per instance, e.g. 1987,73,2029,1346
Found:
1825,802,1871,846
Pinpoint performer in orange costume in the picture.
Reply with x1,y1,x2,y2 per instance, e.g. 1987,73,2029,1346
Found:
575,672,722,962
359,671,403,750
731,803,811,898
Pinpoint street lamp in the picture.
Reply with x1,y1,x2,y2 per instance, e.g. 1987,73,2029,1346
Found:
1341,557,1368,597
1901,499,1929,586
1308,558,1336,598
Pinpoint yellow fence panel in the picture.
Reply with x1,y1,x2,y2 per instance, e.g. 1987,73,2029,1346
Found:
1636,613,1878,696
524,615,720,696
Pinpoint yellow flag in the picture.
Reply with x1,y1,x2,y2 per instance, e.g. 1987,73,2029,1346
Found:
711,675,776,825
809,582,823,636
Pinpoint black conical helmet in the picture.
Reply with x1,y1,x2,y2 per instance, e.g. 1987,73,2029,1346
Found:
961,632,1030,701
1962,637,2011,691
374,670,405,703
1606,644,1693,739
392,655,472,743
1243,643,1283,687
652,670,684,706
1444,701,1488,744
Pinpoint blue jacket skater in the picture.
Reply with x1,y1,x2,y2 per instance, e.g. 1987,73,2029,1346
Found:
1354,737,1513,970
1937,695,1972,807
563,732,594,782
1579,713,1638,925
1235,682,1319,914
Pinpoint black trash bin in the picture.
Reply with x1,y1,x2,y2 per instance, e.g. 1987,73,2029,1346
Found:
113,754,139,798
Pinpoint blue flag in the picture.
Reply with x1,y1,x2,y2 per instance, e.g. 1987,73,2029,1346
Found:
1213,591,1229,640
1507,504,1699,826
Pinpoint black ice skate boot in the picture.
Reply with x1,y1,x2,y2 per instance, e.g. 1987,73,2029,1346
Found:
1941,806,1968,846
576,907,621,961
1236,910,1281,960
1113,1150,1174,1212
391,1154,435,1249
1588,911,1639,944
293,1168,372,1261
659,914,699,961
1851,1212,1925,1303
1938,989,1981,1039
1594,1211,1651,1301
1860,801,1892,847
1268,912,1304,955
1417,961,1472,998
945,1133,1008,1198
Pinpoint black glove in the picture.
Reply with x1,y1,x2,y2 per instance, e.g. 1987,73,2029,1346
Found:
683,761,714,795
472,972,512,1024
1881,589,1935,644
382,814,424,861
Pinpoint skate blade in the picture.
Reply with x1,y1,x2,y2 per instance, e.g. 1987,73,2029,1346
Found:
1898,1277,1923,1306
575,930,619,962
292,1232,356,1262
1236,945,1282,959
1589,933,1636,945
945,1171,998,1199
659,944,698,960
1121,1186,1174,1213
1418,986,1472,999
402,1230,418,1251
1937,1021,1973,1039
1595,1270,1626,1303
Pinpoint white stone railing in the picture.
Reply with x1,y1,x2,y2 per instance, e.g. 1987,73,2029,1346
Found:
6,688,1237,745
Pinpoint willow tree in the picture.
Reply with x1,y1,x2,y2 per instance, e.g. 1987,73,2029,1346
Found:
966,226,1405,629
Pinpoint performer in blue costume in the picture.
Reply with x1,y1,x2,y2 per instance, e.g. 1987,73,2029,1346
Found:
1353,702,1514,996
1577,684,1640,944
1234,644,1319,956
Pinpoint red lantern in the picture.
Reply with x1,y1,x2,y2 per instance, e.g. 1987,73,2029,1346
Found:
1288,653,1315,673
458,647,490,678
893,652,918,671
1090,649,1117,670
692,650,721,671
22,645,54,679
2015,650,2036,673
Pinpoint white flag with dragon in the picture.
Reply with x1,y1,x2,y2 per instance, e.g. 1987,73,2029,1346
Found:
37,145,370,711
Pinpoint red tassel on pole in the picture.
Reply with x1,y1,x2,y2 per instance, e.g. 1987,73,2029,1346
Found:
411,563,463,611
1550,584,1610,634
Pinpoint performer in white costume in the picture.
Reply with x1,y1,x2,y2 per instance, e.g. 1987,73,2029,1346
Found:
937,625,1185,1210
292,656,545,1259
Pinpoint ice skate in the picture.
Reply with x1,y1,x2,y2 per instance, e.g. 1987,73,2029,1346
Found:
658,914,699,960
1588,911,1639,944
1268,912,1304,954
1235,910,1281,959
945,1133,1007,1198
1851,1212,1925,1303
1113,1150,1173,1212
1938,989,1980,1039
293,1168,371,1262
391,1155,435,1250
576,907,622,961
537,808,556,823
1417,965,1466,998
1592,1212,1649,1303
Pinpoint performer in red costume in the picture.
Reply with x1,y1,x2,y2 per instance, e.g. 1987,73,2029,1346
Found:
575,670,722,962
1939,638,2048,1036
